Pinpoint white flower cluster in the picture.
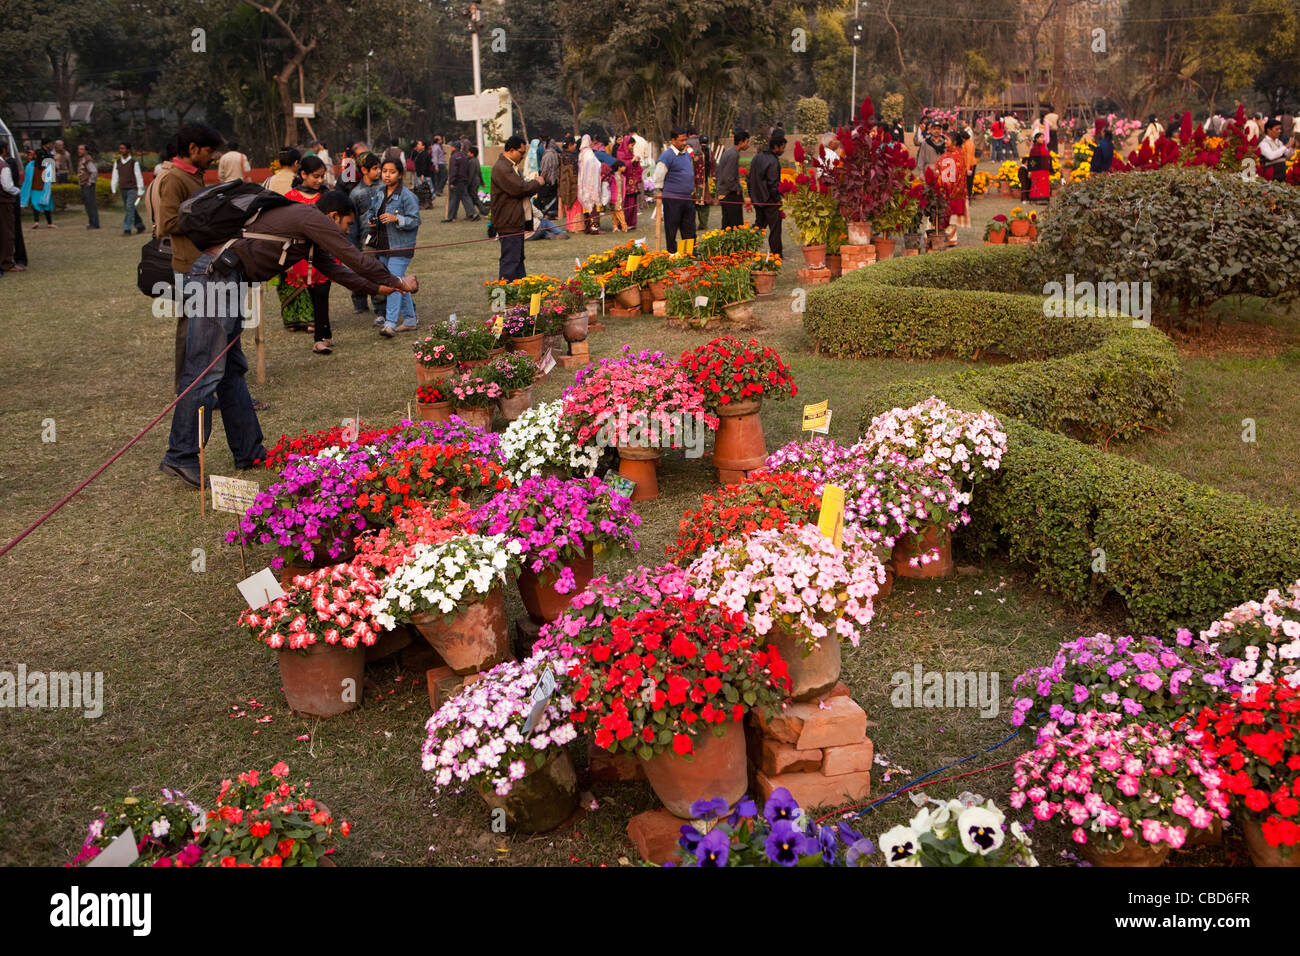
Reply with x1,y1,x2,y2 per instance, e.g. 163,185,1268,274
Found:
373,533,522,628
858,397,1007,483
499,400,602,483
880,793,1037,867
1200,578,1300,689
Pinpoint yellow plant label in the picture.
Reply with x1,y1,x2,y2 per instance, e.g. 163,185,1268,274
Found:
529,292,541,316
817,484,845,548
802,400,830,433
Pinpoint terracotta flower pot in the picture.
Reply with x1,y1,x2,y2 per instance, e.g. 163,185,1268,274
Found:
846,220,872,245
1028,223,1038,239
640,286,654,314
489,345,508,359
277,540,353,591
615,287,642,309
825,254,841,277
1009,219,1030,237
517,547,595,624
639,720,748,819
364,626,412,663
902,248,919,256
752,271,777,295
998,181,1012,197
409,587,510,675
893,525,954,579
564,313,589,343
453,404,494,431
765,626,841,702
986,229,1006,244
417,400,453,423
801,244,827,270
585,300,600,320
713,398,766,484
277,641,365,718
1242,815,1300,866
461,357,492,370
648,280,668,300
617,444,661,501
873,237,896,260
722,299,754,323
1080,838,1171,867
926,232,945,251
415,360,455,386
498,387,534,422
476,749,579,833
510,332,545,361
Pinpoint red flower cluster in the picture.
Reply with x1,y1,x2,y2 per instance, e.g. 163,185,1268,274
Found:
566,597,790,759
667,470,821,564
204,762,349,867
416,383,449,405
354,442,508,527
258,423,401,469
1194,681,1300,848
678,336,798,412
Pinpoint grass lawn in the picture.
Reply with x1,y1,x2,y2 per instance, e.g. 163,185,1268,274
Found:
0,183,1270,867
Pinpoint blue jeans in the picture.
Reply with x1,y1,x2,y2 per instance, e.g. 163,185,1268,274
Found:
121,188,142,232
381,255,416,328
498,234,525,279
162,255,264,471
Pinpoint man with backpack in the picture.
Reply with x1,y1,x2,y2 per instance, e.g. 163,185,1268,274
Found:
158,187,418,488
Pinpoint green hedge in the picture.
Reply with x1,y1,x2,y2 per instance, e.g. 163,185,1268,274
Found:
814,243,1300,634
50,180,115,212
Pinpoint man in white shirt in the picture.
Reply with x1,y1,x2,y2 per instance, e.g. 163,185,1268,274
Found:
629,125,654,168
1259,118,1295,181
217,142,251,183
1043,109,1060,152
111,142,146,235
1244,114,1262,141
1142,115,1164,146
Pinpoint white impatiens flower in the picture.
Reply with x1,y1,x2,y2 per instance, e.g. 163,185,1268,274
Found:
881,825,921,866
957,806,1005,855
499,401,602,482
150,817,171,839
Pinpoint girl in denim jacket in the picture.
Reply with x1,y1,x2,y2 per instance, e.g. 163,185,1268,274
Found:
369,159,421,335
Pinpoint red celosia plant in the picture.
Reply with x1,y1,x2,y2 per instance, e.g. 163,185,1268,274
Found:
564,596,790,759
354,442,509,527
822,96,916,224
667,470,822,565
1191,681,1300,854
678,336,798,413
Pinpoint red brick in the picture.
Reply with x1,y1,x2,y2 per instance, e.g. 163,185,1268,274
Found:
426,666,463,713
822,682,851,701
822,739,874,776
752,706,803,744
756,769,871,810
759,738,823,775
794,696,868,750
795,267,832,285
627,809,688,865
587,738,646,782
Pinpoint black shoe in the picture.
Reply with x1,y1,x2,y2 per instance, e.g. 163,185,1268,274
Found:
468,215,481,222
159,462,205,489
441,218,456,223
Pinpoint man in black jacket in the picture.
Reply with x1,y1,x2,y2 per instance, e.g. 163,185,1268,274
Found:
491,135,542,280
716,129,749,229
747,131,785,256
158,191,417,488
444,141,479,222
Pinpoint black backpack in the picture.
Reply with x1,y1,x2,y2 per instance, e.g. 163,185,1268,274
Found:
177,180,294,249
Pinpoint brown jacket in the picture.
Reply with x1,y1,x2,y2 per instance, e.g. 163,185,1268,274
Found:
153,163,208,273
490,155,541,236
76,153,97,187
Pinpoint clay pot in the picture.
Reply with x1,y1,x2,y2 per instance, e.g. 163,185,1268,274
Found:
564,313,589,343
713,398,766,484
510,333,545,361
722,299,754,323
1080,838,1171,868
873,237,896,260
489,345,508,359
409,587,510,675
902,248,919,256
1009,219,1030,237
1242,815,1300,866
585,300,600,320
615,286,642,309
903,232,924,250
639,720,748,819
652,300,667,316
277,540,353,591
986,229,1006,244
800,244,827,269
640,286,654,314
498,387,534,422
416,400,453,424
1182,816,1224,848
617,444,661,501
893,525,954,579
765,626,841,702
452,404,494,431
752,271,776,295
461,356,492,370
1028,223,1038,239
846,220,872,245
926,231,945,251
415,360,455,386
517,547,595,624
824,253,841,277
476,749,579,833
364,626,412,663
277,642,365,718
998,181,1012,197
648,280,668,300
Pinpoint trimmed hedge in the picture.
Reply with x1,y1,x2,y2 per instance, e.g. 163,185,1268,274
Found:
50,180,115,212
812,244,1300,634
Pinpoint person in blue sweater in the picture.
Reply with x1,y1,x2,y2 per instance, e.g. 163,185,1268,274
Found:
1089,130,1114,174
652,126,696,253
369,158,421,337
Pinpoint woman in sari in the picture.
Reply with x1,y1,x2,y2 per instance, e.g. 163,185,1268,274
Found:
616,135,642,229
558,136,582,233
937,131,967,245
277,155,335,352
20,148,55,228
577,134,602,234
1027,133,1052,203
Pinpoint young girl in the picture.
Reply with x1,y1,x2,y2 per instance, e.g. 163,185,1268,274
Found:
605,159,628,232
282,155,334,353
369,158,421,337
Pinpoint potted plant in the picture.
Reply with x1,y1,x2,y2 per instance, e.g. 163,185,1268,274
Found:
373,533,523,674
237,560,386,716
631,250,674,300
1027,209,1039,239
869,191,917,260
1200,578,1300,690
858,397,1008,488
686,523,886,700
413,332,457,385
984,215,1009,244
415,382,452,423
500,302,565,360
488,351,539,421
713,258,757,322
879,794,1039,867
778,148,838,269
1009,710,1230,866
667,469,823,565
600,268,642,310
1192,681,1300,866
354,442,507,528
1008,206,1032,236
678,336,798,483
901,186,926,254
70,789,207,867
476,475,642,623
561,595,789,817
749,251,781,296
423,651,581,832
483,274,563,308
821,96,915,245
446,368,506,430
498,400,603,483
996,160,1020,196
197,762,351,866
443,321,499,369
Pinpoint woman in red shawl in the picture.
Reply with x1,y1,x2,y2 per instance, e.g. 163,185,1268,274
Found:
282,155,334,354
936,130,967,245
1027,133,1052,203
616,136,642,229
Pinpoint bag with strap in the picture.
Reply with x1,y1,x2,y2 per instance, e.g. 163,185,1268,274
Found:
137,235,174,296
178,180,294,249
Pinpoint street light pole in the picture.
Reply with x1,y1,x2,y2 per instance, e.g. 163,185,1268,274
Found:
470,3,485,157
850,3,864,119
365,50,373,146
